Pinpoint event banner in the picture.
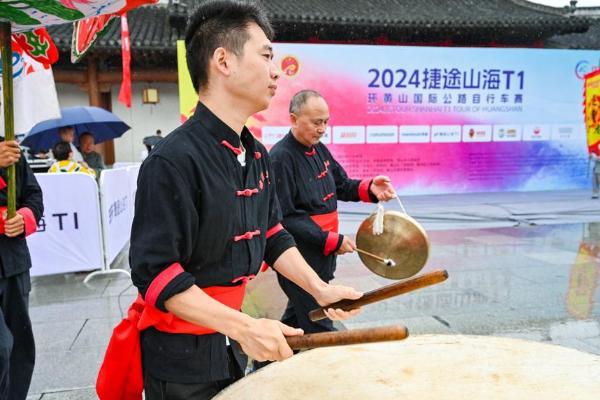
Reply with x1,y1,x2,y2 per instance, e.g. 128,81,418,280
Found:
584,69,600,156
27,173,104,276
178,43,594,194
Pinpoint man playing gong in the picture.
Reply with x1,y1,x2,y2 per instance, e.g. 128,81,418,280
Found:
270,90,397,334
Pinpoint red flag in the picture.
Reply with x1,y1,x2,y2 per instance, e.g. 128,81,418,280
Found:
71,14,119,63
118,14,132,108
12,28,58,65
118,0,159,14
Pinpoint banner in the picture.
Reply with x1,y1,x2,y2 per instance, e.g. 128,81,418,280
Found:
177,40,197,122
0,41,60,137
584,69,600,156
178,43,594,195
27,173,104,276
99,168,133,265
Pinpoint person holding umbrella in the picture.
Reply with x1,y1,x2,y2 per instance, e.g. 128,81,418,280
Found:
0,138,43,400
79,132,105,177
56,125,84,162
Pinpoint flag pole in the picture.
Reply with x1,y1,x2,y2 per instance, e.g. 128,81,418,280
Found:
0,20,16,218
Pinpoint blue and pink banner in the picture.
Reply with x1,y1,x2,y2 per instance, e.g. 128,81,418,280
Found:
249,44,596,195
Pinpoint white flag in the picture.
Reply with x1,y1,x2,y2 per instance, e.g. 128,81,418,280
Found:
0,45,61,138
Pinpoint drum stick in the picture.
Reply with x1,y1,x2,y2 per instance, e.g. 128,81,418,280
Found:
286,325,408,350
355,248,388,263
308,269,448,322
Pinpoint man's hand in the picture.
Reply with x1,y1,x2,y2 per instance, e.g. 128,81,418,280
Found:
370,175,396,202
2,211,24,237
0,141,21,168
315,283,363,320
237,318,303,362
336,235,356,255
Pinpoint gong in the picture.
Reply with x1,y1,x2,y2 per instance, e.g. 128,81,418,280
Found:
356,211,429,279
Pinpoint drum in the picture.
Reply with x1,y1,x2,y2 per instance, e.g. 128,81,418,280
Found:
215,335,600,399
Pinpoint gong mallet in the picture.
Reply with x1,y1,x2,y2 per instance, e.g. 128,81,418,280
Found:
309,269,449,322
355,248,396,267
286,325,408,350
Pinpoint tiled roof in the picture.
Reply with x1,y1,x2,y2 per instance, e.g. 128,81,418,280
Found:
46,0,592,68
547,20,600,49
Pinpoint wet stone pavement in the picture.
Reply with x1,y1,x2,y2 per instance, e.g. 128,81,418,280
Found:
27,221,600,398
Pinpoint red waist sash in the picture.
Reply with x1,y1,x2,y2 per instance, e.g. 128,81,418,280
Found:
96,282,247,400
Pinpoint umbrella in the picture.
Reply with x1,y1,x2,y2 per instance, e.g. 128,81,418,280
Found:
21,106,130,152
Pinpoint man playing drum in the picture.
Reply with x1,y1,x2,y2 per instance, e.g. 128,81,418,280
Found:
97,3,362,399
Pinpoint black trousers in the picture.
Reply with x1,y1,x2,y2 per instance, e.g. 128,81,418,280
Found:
144,346,244,400
0,271,35,400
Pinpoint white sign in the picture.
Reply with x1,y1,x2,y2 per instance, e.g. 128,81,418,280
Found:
493,125,522,142
366,125,398,144
462,125,492,143
399,125,430,143
27,173,103,276
99,168,134,265
320,127,332,144
333,126,366,144
523,124,552,141
262,126,289,145
431,125,461,143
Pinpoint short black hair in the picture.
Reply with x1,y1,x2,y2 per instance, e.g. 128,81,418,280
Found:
58,126,74,134
79,131,94,141
185,0,274,92
53,141,72,161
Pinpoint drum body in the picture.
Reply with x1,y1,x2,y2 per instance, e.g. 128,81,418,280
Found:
215,335,600,400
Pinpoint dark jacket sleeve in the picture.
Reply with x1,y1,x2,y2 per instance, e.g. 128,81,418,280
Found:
18,157,43,222
263,154,296,266
326,148,378,203
272,155,342,252
130,156,196,312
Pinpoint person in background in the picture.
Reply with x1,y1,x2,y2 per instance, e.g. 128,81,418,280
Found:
0,137,44,400
57,126,84,162
48,141,96,178
143,129,164,153
269,90,396,335
79,132,105,177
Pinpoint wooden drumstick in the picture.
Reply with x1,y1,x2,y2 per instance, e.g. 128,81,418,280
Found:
355,248,396,267
309,269,449,322
286,325,408,350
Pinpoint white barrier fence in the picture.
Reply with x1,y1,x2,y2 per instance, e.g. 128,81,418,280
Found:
27,164,140,276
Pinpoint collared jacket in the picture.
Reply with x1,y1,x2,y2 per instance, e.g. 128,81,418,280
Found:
130,102,295,384
270,131,376,281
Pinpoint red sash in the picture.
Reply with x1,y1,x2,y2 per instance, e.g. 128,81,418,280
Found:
96,283,247,400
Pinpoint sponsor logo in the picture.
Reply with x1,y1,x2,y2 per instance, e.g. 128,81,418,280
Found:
576,60,594,80
281,56,300,77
